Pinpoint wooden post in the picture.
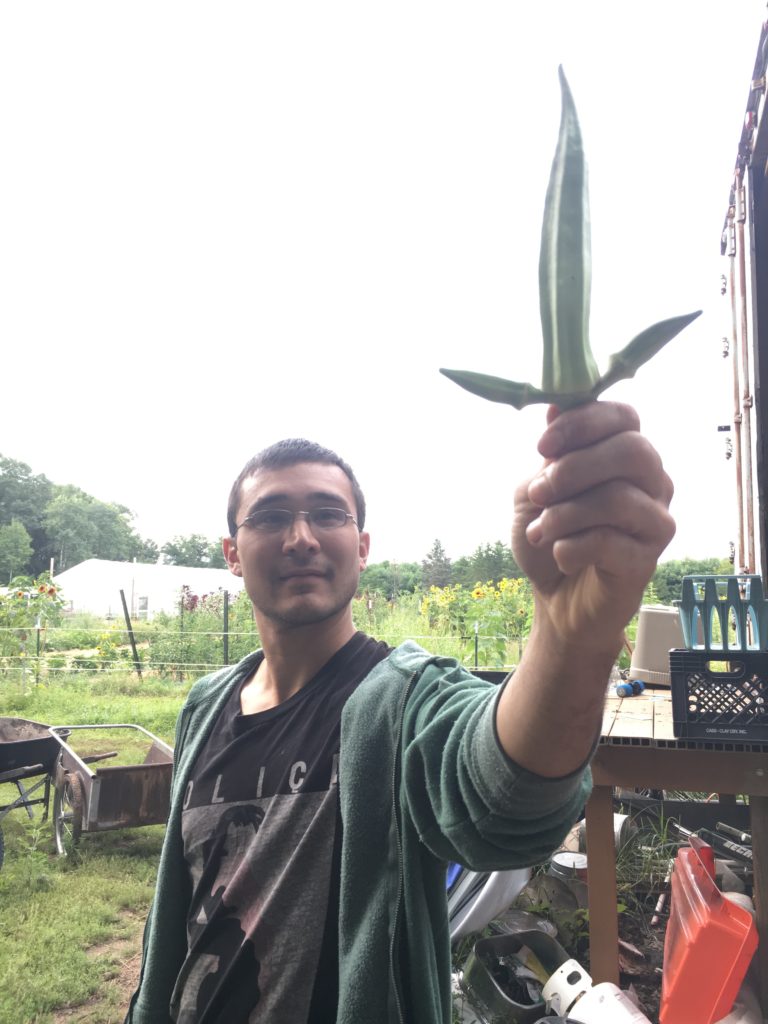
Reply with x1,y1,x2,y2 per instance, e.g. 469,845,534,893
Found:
585,784,620,986
119,588,143,679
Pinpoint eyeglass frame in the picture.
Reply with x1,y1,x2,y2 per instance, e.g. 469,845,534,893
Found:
235,506,359,535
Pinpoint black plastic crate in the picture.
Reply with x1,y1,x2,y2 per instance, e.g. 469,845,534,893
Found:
670,649,768,743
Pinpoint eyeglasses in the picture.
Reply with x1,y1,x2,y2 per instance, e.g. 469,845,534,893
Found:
236,507,358,534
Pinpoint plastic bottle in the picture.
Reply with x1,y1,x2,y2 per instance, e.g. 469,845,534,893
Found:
714,981,762,1023
714,894,761,1024
543,959,652,1023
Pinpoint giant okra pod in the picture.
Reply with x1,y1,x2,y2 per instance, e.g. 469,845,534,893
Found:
440,67,701,410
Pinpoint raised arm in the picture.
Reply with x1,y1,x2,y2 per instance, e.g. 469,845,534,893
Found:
496,400,675,777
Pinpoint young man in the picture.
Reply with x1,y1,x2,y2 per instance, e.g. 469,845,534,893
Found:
126,400,675,1024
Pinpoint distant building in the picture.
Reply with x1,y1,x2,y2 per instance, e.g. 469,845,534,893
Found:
53,559,245,620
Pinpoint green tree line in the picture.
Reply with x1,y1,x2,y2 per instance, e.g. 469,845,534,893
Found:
0,455,225,580
1,452,732,595
360,540,732,608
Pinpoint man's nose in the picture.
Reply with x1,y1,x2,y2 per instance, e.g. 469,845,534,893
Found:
283,512,319,549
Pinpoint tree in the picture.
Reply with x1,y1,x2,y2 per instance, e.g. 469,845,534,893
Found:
43,486,152,571
651,557,731,606
44,489,99,571
129,535,161,563
421,539,452,589
451,541,522,588
0,455,53,573
0,454,159,574
0,456,52,527
90,500,136,561
359,561,420,599
0,520,33,582
162,534,226,569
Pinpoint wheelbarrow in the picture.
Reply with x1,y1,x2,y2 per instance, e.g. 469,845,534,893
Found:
0,717,173,864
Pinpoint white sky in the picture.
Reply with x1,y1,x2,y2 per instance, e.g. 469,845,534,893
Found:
2,2,765,566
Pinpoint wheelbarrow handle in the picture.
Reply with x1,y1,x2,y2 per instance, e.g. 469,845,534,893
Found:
81,751,118,766
0,763,46,784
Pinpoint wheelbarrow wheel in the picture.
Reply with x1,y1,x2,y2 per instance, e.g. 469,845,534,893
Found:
53,771,84,856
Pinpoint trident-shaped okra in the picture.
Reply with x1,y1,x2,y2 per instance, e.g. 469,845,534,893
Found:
440,67,701,410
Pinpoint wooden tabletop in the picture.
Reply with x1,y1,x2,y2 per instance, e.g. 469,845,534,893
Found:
601,688,675,744
600,686,768,754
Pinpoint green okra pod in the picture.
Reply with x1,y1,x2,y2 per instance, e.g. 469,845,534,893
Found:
539,66,597,396
440,67,701,410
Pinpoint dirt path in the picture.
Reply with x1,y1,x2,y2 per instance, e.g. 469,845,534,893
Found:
52,911,144,1024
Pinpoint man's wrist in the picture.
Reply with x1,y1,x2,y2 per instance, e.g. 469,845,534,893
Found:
527,605,624,681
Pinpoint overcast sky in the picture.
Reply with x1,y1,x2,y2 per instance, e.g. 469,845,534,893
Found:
2,3,765,567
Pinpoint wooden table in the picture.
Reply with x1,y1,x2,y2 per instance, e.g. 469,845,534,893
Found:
585,688,768,1011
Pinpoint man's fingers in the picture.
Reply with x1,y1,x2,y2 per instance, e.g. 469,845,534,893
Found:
528,431,674,508
550,521,676,579
525,480,676,551
539,401,641,459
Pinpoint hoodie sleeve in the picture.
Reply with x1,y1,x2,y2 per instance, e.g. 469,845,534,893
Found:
401,661,593,870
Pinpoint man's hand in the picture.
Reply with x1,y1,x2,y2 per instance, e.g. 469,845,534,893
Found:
496,401,674,776
512,401,676,658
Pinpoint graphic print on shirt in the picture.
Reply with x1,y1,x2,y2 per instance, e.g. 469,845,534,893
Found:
173,803,265,1022
172,633,392,1024
175,791,337,1022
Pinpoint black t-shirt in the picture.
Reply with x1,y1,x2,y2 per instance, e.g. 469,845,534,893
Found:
171,632,392,1024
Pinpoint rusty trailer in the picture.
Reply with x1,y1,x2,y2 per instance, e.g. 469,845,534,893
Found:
0,717,173,863
49,723,173,855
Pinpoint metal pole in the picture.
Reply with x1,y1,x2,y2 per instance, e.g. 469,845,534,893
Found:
178,593,184,682
119,588,143,679
35,615,41,686
736,177,756,572
223,590,229,666
474,620,479,669
728,243,746,571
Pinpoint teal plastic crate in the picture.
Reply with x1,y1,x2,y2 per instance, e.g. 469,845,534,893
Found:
674,575,768,652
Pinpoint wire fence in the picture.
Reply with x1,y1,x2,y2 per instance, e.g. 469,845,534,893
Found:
0,621,516,682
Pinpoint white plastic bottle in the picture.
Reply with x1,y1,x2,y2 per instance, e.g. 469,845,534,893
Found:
543,959,652,1024
714,981,762,1024
714,893,761,1024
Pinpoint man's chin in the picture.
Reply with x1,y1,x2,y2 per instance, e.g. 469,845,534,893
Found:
268,598,349,629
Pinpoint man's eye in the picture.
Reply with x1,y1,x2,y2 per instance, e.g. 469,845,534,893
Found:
313,508,345,526
255,510,290,529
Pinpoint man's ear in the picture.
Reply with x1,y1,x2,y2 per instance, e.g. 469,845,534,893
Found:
222,536,242,577
358,531,370,572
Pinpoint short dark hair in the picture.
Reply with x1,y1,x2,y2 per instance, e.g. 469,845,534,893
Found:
226,439,366,537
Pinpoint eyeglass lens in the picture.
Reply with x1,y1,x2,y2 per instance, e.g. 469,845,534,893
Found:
244,508,352,532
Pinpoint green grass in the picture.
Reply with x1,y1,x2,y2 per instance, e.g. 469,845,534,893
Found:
0,673,179,1023
0,812,164,1023
0,673,187,741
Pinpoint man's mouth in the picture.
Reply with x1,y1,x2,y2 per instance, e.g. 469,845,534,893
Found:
280,568,328,580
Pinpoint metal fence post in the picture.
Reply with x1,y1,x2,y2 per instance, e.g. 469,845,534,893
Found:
119,589,143,679
223,590,229,666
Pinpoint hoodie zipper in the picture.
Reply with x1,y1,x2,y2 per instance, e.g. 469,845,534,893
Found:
388,668,420,1024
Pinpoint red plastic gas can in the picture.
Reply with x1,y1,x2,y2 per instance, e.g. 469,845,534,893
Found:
659,839,757,1024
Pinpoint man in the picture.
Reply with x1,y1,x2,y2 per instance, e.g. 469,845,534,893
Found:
126,400,675,1024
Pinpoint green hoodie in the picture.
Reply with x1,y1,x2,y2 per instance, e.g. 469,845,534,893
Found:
126,641,591,1024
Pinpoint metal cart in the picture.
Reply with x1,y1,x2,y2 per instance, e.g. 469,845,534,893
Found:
0,717,173,865
51,723,173,855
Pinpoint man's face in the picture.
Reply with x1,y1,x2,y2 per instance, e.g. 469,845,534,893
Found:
223,461,370,630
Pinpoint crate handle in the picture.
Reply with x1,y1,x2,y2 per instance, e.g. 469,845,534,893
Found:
703,659,744,677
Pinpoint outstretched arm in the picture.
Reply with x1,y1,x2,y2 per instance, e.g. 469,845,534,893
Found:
495,400,675,777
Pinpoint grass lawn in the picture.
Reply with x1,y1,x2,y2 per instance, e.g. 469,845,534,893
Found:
0,672,182,1024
